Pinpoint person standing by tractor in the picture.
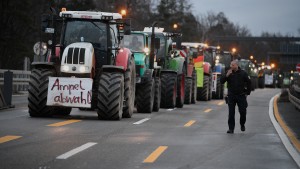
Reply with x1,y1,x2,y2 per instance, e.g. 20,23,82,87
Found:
221,60,251,134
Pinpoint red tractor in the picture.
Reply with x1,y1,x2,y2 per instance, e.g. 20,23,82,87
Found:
28,9,135,120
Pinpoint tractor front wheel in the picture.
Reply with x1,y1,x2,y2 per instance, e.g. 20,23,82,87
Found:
136,78,155,113
97,72,124,120
160,73,177,109
28,68,56,117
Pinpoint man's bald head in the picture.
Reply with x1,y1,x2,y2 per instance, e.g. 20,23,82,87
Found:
230,60,239,71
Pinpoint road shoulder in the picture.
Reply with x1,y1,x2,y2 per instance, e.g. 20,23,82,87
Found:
270,94,300,167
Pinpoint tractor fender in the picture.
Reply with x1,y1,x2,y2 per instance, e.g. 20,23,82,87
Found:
102,65,125,73
213,64,224,74
161,70,177,76
116,48,132,71
187,64,194,78
203,62,211,75
31,62,56,70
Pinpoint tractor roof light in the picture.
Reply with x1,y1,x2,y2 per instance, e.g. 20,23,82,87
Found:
173,23,178,29
120,9,127,16
101,15,113,20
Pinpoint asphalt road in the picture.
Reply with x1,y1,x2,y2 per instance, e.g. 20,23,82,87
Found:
0,89,299,169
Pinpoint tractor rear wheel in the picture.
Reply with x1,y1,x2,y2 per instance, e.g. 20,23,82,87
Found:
184,77,192,104
160,73,177,108
136,78,155,113
212,75,223,99
153,77,161,112
191,70,197,104
97,72,124,120
28,68,56,117
123,57,136,118
197,75,210,101
176,73,185,108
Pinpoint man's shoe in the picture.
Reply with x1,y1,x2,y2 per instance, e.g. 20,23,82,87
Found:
241,125,245,132
227,130,234,134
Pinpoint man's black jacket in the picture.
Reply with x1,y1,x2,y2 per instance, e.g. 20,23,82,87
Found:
220,67,252,95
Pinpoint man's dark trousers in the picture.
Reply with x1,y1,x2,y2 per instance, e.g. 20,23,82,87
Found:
228,94,248,130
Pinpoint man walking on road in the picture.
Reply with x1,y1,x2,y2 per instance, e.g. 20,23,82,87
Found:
221,60,251,134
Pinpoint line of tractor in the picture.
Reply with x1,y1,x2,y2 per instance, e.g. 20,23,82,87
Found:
28,9,247,120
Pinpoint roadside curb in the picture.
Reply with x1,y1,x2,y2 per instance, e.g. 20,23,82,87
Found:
269,94,300,167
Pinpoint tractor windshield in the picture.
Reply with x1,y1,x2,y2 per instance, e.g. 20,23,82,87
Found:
218,53,232,68
204,50,214,65
122,34,144,52
63,20,107,49
237,60,250,73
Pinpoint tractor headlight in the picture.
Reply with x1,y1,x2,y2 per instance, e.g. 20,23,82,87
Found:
144,47,149,54
79,66,89,73
61,65,70,72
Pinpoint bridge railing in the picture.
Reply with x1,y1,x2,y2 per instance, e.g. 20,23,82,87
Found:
0,69,31,93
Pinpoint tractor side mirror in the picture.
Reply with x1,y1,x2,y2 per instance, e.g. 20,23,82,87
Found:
123,19,131,35
155,38,160,49
41,14,50,32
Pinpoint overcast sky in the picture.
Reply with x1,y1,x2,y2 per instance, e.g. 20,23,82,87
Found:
189,0,300,36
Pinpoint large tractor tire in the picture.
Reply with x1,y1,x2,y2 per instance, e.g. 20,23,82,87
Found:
79,69,101,111
197,75,210,101
208,75,212,100
258,77,265,88
212,75,223,99
184,77,192,104
160,73,177,108
123,57,136,118
191,70,197,104
153,77,161,112
251,78,255,91
97,72,124,120
28,68,56,117
176,73,185,108
136,78,155,113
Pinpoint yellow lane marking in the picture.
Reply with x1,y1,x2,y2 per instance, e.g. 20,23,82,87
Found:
0,135,22,144
274,96,300,152
47,120,81,127
184,120,196,127
143,146,168,163
218,101,225,105
204,108,212,113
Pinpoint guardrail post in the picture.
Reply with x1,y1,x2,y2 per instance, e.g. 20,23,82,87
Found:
3,70,13,106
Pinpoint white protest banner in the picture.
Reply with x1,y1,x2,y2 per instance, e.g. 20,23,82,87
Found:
46,77,93,108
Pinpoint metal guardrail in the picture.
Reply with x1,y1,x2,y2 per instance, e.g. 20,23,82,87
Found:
0,69,31,92
288,89,300,110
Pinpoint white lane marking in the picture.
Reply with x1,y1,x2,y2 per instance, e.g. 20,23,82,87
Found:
269,94,300,167
167,108,176,111
133,118,150,125
56,142,97,160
